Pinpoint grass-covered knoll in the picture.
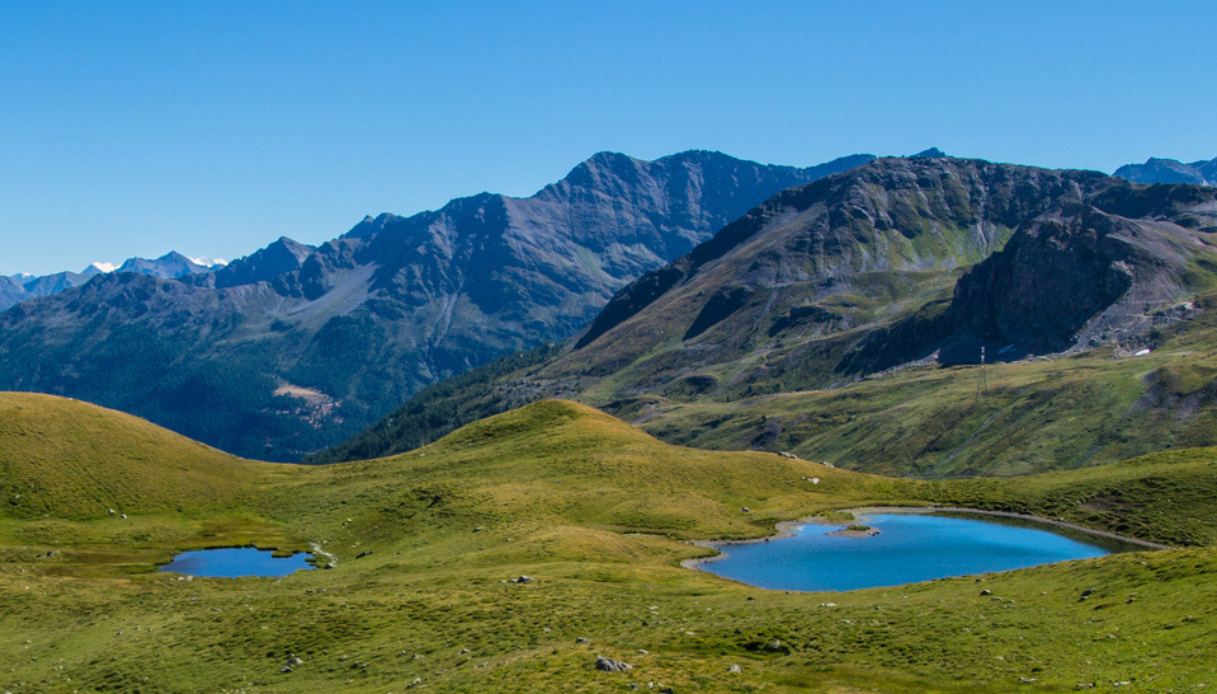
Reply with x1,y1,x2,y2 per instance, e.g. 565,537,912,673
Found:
304,343,563,465
3,394,1217,691
0,393,286,519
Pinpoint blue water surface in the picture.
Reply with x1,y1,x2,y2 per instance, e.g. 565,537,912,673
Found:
160,547,315,578
701,513,1117,591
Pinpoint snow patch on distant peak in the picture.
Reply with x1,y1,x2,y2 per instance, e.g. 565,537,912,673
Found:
90,262,118,273
189,256,229,267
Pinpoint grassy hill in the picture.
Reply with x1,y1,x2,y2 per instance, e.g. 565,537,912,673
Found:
0,393,278,519
638,304,1217,478
2,393,1217,691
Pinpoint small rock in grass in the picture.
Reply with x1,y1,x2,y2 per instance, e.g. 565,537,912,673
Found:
979,589,992,596
576,637,591,644
728,663,742,673
595,655,633,672
740,507,751,513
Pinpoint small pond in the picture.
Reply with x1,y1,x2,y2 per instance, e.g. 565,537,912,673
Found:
159,547,316,578
696,511,1143,591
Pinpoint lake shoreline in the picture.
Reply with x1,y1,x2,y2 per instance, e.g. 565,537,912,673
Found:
682,505,1168,573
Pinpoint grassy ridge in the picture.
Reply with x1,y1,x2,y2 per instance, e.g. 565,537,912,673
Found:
638,305,1217,477
2,393,1216,691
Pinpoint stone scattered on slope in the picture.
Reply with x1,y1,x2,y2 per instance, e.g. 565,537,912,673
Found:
595,655,633,672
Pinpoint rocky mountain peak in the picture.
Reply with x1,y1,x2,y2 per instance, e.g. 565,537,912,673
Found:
1114,156,1217,186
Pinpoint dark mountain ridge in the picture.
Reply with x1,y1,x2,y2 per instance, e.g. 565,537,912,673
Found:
0,150,873,460
560,157,1137,384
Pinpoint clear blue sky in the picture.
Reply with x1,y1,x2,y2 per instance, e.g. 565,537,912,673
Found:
2,1,1214,275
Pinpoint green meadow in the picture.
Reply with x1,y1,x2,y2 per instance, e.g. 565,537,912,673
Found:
2,393,1216,692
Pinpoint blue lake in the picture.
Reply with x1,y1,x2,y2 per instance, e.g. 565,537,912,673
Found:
699,512,1128,591
159,547,316,578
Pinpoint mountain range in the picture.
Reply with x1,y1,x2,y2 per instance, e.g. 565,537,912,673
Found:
0,150,872,460
5,148,1217,690
319,155,1217,473
0,252,226,311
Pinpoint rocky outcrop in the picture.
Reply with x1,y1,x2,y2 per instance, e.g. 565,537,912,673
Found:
842,198,1214,372
594,656,632,672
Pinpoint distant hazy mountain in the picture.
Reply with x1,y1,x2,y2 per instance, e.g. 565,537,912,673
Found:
0,276,26,311
1114,156,1217,185
115,251,223,279
0,253,226,310
0,150,874,460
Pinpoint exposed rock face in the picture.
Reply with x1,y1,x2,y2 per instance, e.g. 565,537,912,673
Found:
0,150,871,460
942,206,1192,360
843,191,1216,372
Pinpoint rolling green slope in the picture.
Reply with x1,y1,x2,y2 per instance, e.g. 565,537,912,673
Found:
636,299,1217,477
2,393,1217,691
0,393,280,519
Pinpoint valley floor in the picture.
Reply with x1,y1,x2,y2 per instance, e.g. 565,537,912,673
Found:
2,395,1216,692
